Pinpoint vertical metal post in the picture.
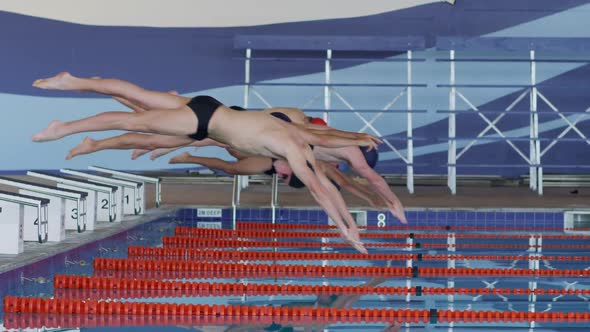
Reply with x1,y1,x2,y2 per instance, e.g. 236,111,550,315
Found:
529,50,538,193
407,50,415,194
448,50,457,195
42,204,49,242
241,48,252,192
244,48,251,109
155,180,162,208
231,175,240,230
405,235,413,303
447,232,456,306
271,174,278,225
530,50,543,195
528,234,540,330
324,49,332,124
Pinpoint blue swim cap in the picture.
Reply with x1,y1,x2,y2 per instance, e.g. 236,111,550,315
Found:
270,112,292,123
360,146,379,168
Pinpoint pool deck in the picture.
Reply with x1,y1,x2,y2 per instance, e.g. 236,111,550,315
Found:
153,181,590,210
0,207,176,274
1,177,588,274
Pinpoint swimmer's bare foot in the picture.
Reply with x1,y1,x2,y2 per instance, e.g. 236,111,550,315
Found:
33,72,76,90
131,149,150,160
169,152,191,164
66,137,96,160
150,147,181,160
32,120,64,142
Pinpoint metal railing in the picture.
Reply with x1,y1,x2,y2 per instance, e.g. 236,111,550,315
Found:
436,37,590,195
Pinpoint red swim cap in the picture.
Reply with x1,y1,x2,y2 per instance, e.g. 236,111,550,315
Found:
310,117,327,126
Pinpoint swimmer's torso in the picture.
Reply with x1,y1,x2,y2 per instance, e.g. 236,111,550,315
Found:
208,106,300,159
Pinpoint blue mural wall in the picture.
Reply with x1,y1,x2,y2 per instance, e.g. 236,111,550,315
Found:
0,0,589,176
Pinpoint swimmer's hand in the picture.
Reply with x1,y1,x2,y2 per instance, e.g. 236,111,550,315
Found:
340,227,368,254
369,195,386,210
386,199,408,225
359,137,379,151
365,133,383,145
356,133,382,151
347,239,368,254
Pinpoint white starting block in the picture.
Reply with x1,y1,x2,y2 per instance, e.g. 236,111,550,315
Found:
27,171,119,228
88,165,162,208
0,190,49,253
0,176,87,242
60,169,143,216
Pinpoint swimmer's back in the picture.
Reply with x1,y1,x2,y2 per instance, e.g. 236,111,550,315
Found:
263,107,307,124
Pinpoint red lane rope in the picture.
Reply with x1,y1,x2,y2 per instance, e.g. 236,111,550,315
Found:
93,258,590,278
93,258,413,277
5,297,590,323
52,286,590,302
91,270,314,280
53,275,590,301
429,244,590,249
175,227,409,239
54,275,413,297
2,296,431,322
436,309,590,323
163,237,414,249
181,226,590,240
163,236,590,250
129,246,415,261
236,222,588,233
128,246,590,262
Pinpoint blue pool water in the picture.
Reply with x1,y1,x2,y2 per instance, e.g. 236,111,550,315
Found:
1,208,589,331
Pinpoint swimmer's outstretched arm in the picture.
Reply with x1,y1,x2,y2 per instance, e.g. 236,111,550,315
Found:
297,127,380,151
322,163,384,209
66,133,195,160
284,145,366,254
169,152,271,175
347,156,408,224
297,123,382,147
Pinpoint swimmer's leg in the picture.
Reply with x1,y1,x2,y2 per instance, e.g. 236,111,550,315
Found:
33,72,189,110
33,107,197,142
68,133,194,159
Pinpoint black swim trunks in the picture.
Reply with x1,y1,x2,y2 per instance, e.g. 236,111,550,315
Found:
269,112,292,123
186,95,223,141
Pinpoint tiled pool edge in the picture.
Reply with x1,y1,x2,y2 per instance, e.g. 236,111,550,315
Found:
0,205,580,279
175,206,575,230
